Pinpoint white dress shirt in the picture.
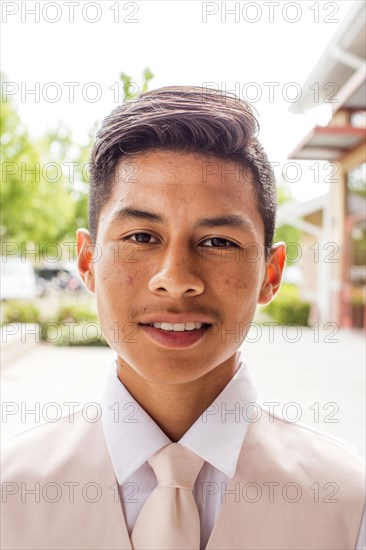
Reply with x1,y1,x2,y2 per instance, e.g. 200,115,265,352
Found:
101,352,366,550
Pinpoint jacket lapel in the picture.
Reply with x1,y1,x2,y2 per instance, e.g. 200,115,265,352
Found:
69,411,133,549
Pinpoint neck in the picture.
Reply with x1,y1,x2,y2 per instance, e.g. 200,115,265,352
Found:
116,355,239,441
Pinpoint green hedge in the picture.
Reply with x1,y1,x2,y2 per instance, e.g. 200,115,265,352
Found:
50,303,107,346
264,284,310,326
40,321,108,347
1,301,41,324
1,299,107,346
55,304,98,324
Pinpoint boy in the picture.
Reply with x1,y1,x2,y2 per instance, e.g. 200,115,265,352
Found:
2,86,365,549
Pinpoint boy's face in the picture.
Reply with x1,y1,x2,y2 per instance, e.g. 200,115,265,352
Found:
78,150,285,384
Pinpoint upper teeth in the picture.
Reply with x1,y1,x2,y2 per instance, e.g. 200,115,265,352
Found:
151,322,203,331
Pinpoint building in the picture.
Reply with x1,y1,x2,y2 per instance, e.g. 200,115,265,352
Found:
282,1,365,329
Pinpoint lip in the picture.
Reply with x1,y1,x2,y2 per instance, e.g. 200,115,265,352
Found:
139,313,215,325
140,323,210,349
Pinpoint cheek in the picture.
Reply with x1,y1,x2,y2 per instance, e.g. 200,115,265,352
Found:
216,261,262,292
95,259,147,299
100,269,130,289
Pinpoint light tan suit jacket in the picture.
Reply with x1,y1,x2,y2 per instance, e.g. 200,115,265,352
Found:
1,408,364,549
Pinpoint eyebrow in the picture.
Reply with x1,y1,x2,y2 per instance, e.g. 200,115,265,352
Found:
196,214,254,232
110,207,163,224
110,207,254,232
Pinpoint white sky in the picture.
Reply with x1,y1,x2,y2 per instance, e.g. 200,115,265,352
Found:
1,0,356,201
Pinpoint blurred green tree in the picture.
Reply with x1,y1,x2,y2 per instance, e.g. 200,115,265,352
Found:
119,67,155,100
1,68,154,257
0,91,76,251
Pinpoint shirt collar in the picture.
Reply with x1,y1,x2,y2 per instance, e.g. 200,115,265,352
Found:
102,366,171,483
179,352,257,477
102,351,257,483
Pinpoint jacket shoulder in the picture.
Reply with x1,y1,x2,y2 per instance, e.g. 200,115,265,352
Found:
2,409,105,481
243,409,365,484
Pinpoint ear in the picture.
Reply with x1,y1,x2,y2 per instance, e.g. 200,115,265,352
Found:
76,229,95,294
258,242,286,305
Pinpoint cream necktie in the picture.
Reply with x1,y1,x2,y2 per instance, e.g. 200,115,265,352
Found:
131,443,205,550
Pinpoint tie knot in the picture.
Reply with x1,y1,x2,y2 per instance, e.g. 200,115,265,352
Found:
148,443,204,490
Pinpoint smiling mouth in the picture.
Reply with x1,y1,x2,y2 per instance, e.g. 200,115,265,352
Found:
140,322,212,332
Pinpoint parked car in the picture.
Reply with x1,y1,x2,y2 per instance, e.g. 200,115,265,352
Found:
34,261,84,296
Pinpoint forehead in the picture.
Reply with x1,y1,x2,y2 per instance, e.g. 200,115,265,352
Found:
112,149,254,197
101,149,263,232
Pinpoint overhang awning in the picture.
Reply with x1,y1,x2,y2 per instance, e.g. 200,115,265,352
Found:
289,2,365,114
276,194,326,237
288,125,365,161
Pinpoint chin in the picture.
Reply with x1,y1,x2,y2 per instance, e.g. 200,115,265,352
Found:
121,355,213,385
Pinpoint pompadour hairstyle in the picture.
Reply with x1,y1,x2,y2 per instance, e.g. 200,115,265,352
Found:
89,86,277,260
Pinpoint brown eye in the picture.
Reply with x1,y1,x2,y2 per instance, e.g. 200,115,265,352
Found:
201,238,237,248
127,233,158,244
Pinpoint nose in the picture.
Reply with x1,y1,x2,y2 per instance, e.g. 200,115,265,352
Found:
148,244,205,300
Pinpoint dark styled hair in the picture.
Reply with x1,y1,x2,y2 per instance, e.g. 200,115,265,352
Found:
89,86,277,260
